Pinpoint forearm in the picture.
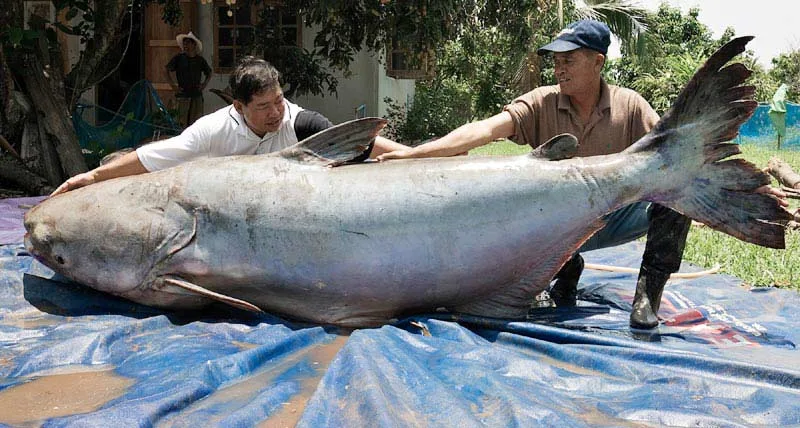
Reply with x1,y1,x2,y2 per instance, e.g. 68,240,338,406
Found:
411,123,492,158
51,151,149,196
166,70,179,90
377,112,514,161
201,74,212,90
93,151,149,181
370,136,411,158
401,111,514,158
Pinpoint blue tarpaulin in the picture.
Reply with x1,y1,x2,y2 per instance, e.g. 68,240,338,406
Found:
1,197,798,426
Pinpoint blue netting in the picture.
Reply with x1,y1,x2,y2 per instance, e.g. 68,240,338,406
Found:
738,102,800,150
72,80,183,166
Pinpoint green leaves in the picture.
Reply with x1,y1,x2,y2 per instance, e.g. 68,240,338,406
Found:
769,50,800,102
2,27,43,49
5,27,24,47
605,3,743,113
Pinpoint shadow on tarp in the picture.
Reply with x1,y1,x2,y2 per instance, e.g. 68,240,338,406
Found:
20,256,332,332
1,194,799,426
21,272,283,327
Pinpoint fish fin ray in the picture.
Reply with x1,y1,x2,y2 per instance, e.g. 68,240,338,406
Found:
626,37,757,156
671,182,791,249
624,36,791,248
161,276,265,313
654,37,757,146
448,216,607,319
277,117,387,166
530,133,579,160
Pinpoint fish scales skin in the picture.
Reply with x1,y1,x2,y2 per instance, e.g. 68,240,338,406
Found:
24,151,637,325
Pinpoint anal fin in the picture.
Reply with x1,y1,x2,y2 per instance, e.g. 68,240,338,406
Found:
162,276,264,314
449,284,533,319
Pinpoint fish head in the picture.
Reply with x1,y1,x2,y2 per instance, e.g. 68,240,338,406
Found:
23,183,186,295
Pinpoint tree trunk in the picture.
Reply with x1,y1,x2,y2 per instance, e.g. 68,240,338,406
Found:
21,53,88,182
0,154,55,196
66,0,134,98
0,47,11,128
24,117,64,186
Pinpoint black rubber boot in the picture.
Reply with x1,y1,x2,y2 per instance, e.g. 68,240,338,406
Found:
550,253,584,307
630,266,671,329
630,204,691,329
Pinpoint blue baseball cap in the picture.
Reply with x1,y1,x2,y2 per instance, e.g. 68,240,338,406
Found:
537,20,611,55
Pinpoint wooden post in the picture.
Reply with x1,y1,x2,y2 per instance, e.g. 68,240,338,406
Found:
767,156,800,189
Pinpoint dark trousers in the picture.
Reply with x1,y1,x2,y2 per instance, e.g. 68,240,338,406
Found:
176,95,204,128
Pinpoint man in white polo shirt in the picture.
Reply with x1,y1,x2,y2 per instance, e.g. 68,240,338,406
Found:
52,57,408,195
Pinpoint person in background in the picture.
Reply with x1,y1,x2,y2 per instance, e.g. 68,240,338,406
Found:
167,31,213,127
52,57,409,196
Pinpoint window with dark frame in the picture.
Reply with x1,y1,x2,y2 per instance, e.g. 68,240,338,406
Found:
385,38,432,80
213,1,300,73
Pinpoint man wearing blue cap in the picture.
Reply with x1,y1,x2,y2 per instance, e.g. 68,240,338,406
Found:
378,20,691,329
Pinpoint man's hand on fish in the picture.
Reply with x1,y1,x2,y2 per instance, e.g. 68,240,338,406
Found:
51,171,97,197
376,148,419,161
50,150,149,197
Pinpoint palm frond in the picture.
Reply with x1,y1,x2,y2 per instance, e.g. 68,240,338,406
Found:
575,0,650,57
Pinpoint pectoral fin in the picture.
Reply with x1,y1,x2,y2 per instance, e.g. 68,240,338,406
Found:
162,276,264,314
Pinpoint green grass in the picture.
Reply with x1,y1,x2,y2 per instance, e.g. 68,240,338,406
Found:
469,140,533,156
470,138,799,290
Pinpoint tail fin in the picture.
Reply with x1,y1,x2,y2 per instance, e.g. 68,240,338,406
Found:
628,36,791,249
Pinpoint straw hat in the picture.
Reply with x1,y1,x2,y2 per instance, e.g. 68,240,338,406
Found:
176,31,203,53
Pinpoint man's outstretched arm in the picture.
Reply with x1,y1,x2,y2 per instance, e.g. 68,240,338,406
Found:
50,151,149,196
376,112,515,161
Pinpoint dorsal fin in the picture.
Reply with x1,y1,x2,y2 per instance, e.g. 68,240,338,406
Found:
277,117,388,166
530,133,579,160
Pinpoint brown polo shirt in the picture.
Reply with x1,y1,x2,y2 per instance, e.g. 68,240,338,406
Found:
503,80,659,156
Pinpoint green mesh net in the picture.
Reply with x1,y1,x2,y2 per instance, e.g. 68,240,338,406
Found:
72,80,183,167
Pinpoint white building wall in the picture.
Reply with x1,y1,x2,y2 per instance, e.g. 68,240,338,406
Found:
293,47,379,124
293,25,415,124
377,65,415,119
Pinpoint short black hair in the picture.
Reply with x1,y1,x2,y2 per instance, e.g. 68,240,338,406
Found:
229,56,281,105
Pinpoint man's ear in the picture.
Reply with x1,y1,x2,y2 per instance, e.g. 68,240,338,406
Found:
232,99,244,114
596,53,606,70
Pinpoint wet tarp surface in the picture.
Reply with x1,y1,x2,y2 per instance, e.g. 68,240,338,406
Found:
1,197,798,426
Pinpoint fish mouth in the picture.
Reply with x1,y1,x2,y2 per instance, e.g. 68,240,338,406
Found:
23,232,34,255
22,232,47,264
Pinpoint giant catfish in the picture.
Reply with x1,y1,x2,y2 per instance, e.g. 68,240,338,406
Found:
24,37,791,327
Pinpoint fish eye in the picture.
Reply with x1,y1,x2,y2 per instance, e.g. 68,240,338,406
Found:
56,255,65,265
